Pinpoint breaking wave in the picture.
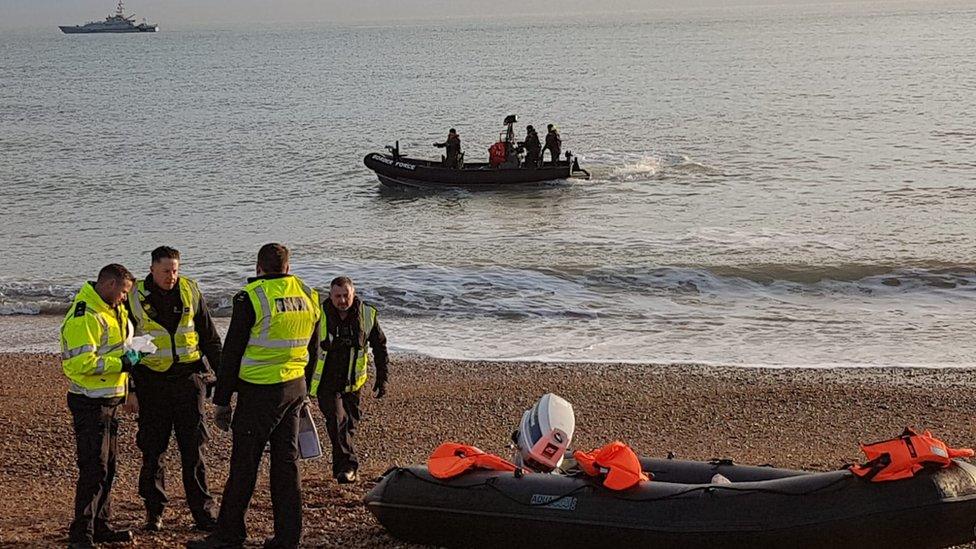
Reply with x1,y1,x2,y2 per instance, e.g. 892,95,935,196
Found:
3,261,973,319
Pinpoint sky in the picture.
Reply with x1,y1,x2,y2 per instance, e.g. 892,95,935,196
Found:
0,0,929,30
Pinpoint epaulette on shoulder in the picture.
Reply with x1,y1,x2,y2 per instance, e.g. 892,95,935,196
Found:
74,301,87,317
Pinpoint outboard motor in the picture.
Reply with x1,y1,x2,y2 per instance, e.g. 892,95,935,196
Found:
512,393,575,473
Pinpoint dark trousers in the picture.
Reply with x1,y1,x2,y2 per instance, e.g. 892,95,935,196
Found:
67,392,121,542
133,368,215,522
317,387,361,476
214,378,305,546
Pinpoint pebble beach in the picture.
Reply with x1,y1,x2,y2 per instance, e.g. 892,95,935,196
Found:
2,352,975,547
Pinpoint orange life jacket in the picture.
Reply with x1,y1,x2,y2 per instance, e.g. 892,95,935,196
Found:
850,427,974,482
573,441,650,490
427,442,518,479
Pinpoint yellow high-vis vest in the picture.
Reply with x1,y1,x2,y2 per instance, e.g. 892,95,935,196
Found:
309,301,376,396
240,275,320,385
60,282,130,399
128,277,202,372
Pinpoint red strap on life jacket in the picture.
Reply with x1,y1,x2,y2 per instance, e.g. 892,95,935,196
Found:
850,427,974,482
573,441,650,490
427,442,518,479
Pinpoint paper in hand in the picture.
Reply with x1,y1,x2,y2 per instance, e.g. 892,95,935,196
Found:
125,334,158,354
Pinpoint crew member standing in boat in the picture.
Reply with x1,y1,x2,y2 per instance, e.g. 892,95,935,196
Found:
433,129,462,169
521,125,542,167
308,276,389,484
543,124,561,164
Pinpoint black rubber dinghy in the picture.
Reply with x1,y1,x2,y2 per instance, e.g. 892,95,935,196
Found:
365,457,976,548
363,152,591,190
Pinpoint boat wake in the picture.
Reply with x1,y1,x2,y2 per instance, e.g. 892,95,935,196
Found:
582,151,722,182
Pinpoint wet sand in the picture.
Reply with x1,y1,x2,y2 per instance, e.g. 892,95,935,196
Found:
2,352,976,547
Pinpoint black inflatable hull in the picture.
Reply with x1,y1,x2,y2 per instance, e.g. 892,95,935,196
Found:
365,457,976,548
364,153,588,189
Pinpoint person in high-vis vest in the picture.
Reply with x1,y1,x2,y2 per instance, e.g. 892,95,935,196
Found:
308,276,389,484
61,264,139,549
127,246,223,533
188,243,319,549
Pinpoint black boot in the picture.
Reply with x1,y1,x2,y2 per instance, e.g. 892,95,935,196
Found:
194,515,218,532
336,468,358,484
263,537,299,549
185,534,244,549
93,527,133,543
145,510,163,532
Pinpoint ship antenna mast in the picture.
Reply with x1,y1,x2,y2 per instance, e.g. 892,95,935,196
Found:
116,0,125,18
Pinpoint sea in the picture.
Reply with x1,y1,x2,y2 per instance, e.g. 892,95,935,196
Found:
2,1,975,367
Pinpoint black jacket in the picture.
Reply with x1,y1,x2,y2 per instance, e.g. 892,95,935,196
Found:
544,130,561,154
128,275,222,373
213,274,320,407
318,296,389,391
435,134,462,158
523,131,541,153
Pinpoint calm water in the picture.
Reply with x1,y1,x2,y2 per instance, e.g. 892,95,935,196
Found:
2,2,976,366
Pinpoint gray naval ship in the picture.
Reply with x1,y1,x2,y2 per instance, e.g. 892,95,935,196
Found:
59,0,158,33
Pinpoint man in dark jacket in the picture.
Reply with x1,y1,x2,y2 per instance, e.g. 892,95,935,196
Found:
434,128,462,168
128,246,222,532
308,276,389,484
520,125,542,167
543,124,561,164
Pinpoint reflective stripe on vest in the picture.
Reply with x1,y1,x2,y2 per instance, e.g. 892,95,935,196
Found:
239,276,320,385
60,282,129,399
129,277,202,372
308,302,376,396
850,427,975,482
68,382,128,399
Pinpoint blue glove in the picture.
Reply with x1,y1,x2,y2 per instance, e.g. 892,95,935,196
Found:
121,349,143,372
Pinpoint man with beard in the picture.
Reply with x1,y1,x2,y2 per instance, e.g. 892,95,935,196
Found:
308,276,389,484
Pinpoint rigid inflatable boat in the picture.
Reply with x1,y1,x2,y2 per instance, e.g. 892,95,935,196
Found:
364,116,591,189
365,456,976,548
363,150,591,190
